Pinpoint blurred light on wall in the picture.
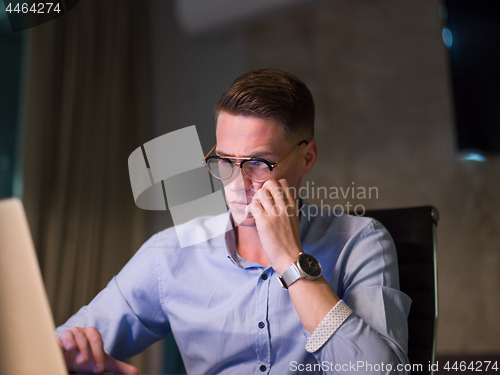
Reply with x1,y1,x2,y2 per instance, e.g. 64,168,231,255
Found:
438,4,449,20
442,27,453,48
461,151,487,162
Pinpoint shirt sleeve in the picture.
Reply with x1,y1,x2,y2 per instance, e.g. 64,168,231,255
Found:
55,233,170,361
306,219,412,374
305,299,353,353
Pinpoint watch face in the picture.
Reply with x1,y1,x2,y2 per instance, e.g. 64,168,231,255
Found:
298,253,322,278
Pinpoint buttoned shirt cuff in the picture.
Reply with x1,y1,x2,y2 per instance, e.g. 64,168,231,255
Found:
305,299,353,353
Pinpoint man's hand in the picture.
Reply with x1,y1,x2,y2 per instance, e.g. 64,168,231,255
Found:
247,178,340,333
246,178,302,275
58,327,140,374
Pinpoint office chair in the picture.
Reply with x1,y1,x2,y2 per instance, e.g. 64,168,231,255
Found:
362,206,439,375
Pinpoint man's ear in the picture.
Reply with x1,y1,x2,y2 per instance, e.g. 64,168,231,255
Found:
301,140,318,175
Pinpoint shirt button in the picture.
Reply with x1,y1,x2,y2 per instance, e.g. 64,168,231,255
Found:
258,321,265,329
260,365,267,372
261,274,268,280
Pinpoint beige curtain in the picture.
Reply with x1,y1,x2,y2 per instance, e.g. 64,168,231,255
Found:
22,0,151,370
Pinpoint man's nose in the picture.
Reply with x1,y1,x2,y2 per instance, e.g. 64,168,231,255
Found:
228,168,254,192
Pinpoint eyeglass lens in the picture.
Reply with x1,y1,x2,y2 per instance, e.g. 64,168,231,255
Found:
207,159,271,182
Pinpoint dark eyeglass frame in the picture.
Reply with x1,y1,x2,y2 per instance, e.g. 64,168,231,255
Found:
204,140,308,183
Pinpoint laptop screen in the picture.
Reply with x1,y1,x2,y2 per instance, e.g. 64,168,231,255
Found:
0,198,67,375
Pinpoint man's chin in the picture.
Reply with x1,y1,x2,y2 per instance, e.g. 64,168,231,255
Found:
236,216,256,227
230,208,256,227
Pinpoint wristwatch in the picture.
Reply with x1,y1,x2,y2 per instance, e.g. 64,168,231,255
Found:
278,252,322,290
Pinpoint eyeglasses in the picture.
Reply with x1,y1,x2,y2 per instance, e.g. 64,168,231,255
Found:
204,140,308,183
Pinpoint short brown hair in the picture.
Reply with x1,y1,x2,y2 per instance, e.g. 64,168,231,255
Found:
215,68,314,143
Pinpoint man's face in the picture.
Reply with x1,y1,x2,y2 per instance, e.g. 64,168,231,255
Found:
215,112,306,227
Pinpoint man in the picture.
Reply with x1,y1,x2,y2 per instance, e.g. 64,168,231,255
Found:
57,69,411,374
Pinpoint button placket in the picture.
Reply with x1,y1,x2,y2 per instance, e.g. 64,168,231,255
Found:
254,270,271,374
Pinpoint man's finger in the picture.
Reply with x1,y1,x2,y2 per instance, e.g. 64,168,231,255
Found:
59,329,76,351
71,327,91,366
246,199,263,219
104,354,141,374
256,186,276,215
85,327,106,373
263,179,289,208
278,179,293,205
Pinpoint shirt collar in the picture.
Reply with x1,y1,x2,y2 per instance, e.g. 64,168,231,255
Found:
224,217,265,269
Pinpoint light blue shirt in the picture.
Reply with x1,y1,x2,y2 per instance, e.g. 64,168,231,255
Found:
57,201,411,374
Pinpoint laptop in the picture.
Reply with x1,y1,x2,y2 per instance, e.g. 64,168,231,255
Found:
0,197,67,375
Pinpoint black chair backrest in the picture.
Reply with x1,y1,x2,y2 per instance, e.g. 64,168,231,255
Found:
362,206,439,375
